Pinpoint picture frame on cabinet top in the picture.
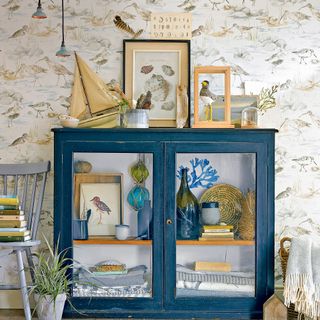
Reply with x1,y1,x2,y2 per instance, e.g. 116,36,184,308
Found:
193,66,234,128
74,173,123,237
123,39,190,128
230,95,259,128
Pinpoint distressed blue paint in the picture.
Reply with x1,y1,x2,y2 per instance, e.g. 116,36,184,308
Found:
176,157,219,189
52,128,276,319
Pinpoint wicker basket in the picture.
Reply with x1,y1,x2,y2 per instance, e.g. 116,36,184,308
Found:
279,237,304,320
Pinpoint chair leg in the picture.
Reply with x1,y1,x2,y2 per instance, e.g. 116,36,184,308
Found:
26,247,35,283
16,249,32,320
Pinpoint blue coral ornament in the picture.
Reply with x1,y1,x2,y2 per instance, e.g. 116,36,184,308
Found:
127,185,150,211
176,157,219,189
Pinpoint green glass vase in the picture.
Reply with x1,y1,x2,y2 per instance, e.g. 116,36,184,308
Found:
176,168,200,240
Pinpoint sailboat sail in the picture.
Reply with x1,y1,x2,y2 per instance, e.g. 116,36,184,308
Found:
70,53,121,121
69,57,89,120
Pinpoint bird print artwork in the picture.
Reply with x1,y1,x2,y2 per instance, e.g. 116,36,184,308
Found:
200,80,216,121
90,196,112,224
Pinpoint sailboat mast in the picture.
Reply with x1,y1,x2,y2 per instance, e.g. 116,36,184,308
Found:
74,51,92,117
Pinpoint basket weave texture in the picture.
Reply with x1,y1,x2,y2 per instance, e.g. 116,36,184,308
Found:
279,237,305,320
200,184,244,230
238,190,255,240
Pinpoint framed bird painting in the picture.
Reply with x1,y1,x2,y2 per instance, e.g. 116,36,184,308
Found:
193,66,234,128
74,173,123,237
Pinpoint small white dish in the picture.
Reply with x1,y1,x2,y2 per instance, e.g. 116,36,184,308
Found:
59,115,79,128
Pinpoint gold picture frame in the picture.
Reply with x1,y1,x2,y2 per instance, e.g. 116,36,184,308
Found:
74,173,123,236
123,40,190,128
193,66,234,128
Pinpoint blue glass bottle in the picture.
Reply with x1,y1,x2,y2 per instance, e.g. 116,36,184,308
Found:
176,168,200,240
137,200,152,239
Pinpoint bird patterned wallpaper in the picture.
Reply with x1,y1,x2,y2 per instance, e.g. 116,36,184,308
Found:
0,0,320,287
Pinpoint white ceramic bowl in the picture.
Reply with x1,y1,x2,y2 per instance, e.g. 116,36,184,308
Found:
60,116,79,128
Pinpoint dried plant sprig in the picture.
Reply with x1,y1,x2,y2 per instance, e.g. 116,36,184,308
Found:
258,85,279,114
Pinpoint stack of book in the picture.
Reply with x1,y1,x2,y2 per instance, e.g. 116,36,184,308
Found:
0,195,30,242
199,225,234,241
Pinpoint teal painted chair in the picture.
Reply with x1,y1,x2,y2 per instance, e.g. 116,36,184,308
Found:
0,162,50,320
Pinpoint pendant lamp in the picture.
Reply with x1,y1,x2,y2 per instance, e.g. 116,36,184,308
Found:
56,0,71,57
32,0,47,19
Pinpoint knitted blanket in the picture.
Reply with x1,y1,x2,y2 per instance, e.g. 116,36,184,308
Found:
284,236,320,320
176,265,255,285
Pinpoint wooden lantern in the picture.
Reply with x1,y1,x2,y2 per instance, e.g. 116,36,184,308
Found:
193,66,234,128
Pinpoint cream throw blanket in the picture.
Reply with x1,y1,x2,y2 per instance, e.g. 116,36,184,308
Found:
284,236,320,320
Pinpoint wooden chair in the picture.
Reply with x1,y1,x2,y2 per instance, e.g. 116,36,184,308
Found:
0,162,50,320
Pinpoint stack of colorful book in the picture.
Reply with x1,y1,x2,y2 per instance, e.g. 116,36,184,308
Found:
0,195,30,242
199,225,234,241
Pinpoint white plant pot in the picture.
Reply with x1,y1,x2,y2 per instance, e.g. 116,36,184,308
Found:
34,293,66,320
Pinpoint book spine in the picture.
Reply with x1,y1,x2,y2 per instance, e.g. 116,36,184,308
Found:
199,237,234,241
202,229,233,233
0,210,23,215
0,205,20,210
201,232,234,237
0,198,19,206
0,221,26,228
0,231,29,236
0,236,30,242
0,215,24,220
203,225,234,230
0,227,26,232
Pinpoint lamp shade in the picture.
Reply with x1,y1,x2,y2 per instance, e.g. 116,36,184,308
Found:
56,43,71,57
32,1,47,19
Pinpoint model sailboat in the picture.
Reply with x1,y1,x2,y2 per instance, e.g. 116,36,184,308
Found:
69,52,122,128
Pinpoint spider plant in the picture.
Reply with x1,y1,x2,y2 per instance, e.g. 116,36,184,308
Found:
31,236,71,301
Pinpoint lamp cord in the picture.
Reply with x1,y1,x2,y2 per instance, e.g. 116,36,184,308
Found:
61,0,65,46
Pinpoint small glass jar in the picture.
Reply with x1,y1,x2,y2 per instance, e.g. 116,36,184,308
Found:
241,106,259,128
201,202,220,225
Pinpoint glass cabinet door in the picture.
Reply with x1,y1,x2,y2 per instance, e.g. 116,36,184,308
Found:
55,141,163,311
164,142,268,312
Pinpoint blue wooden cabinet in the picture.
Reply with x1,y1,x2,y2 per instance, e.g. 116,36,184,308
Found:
53,128,276,319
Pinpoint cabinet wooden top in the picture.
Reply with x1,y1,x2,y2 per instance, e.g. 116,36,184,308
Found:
52,128,277,133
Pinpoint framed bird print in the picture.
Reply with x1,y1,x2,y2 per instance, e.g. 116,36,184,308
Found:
193,66,234,128
123,39,190,127
74,173,123,237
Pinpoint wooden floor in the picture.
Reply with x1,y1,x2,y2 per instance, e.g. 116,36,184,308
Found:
0,309,136,320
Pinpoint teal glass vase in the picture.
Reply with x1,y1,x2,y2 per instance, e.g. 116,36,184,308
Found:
176,168,200,240
127,185,150,211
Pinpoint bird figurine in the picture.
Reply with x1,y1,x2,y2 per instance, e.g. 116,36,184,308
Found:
199,80,216,121
90,196,111,224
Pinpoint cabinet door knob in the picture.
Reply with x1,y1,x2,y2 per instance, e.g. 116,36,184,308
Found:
166,218,173,225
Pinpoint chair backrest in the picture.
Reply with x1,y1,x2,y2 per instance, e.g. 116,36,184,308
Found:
0,162,51,240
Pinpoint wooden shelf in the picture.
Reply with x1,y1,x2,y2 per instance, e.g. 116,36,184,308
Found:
73,237,152,245
74,238,254,246
176,240,255,246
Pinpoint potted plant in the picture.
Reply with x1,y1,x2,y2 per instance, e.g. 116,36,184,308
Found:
31,237,70,320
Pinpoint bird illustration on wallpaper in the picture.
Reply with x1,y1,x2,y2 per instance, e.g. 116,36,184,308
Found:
90,196,112,224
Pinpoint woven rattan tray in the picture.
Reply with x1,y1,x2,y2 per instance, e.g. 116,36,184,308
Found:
200,184,244,229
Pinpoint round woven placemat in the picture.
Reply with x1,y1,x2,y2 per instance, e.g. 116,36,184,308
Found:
200,184,244,228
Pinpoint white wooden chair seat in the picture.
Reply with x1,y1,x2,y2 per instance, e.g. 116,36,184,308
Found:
0,240,40,247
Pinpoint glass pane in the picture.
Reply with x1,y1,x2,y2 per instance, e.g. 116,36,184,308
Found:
72,152,153,298
175,153,256,298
